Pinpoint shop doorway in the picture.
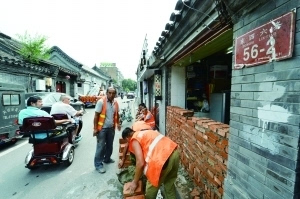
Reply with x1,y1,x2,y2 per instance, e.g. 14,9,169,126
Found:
186,52,232,124
56,81,66,93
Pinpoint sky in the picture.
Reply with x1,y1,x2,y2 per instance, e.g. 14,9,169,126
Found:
0,0,178,79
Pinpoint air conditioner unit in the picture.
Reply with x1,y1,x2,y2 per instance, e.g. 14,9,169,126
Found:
36,79,46,91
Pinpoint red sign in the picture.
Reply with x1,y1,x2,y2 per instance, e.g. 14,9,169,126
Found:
235,11,295,69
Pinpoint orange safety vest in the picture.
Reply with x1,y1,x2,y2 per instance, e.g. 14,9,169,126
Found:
129,130,177,187
132,121,152,132
97,96,119,131
144,111,155,129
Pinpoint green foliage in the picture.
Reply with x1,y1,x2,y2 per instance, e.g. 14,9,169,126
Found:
122,78,137,92
17,32,50,64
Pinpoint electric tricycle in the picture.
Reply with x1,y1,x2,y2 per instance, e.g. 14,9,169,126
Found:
21,114,77,170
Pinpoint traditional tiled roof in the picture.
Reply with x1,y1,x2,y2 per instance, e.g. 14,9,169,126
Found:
92,65,111,78
0,49,52,75
50,46,83,68
0,32,80,77
82,65,102,77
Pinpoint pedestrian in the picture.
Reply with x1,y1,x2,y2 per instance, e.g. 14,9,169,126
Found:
93,87,121,173
50,94,84,142
19,96,71,138
121,123,179,199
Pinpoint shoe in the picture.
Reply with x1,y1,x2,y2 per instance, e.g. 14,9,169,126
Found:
96,164,106,173
75,135,82,142
103,159,115,164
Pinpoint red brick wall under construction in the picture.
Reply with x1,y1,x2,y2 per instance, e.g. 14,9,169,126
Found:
166,106,230,199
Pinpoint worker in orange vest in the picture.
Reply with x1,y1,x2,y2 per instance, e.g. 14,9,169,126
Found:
137,107,155,130
118,121,152,169
135,103,146,120
93,87,121,174
121,123,179,199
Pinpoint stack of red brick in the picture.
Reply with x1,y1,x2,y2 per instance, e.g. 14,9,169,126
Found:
119,138,132,168
119,138,146,198
166,106,229,199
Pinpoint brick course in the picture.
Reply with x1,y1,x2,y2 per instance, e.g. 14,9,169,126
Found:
167,106,229,198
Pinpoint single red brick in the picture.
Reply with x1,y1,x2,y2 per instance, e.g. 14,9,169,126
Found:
219,151,228,159
123,180,143,197
192,117,202,123
187,119,195,127
208,136,218,144
119,138,128,144
214,154,224,163
214,176,222,186
218,187,224,194
207,169,214,178
208,124,220,133
220,139,228,145
119,143,127,153
215,142,225,150
207,176,220,187
217,127,229,137
206,132,219,141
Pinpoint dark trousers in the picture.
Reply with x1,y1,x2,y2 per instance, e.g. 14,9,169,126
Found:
94,127,115,168
77,120,83,136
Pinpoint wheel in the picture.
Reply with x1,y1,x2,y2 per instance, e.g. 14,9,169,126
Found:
10,138,17,145
64,147,75,166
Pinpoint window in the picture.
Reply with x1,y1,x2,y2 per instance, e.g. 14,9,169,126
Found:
2,94,20,106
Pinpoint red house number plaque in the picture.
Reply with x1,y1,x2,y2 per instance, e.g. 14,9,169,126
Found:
234,11,296,69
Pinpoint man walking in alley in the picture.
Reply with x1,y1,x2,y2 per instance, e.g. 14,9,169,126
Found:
93,87,121,173
122,125,179,199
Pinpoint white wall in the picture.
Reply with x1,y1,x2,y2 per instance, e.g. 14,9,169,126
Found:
83,82,90,95
170,66,186,108
159,67,167,135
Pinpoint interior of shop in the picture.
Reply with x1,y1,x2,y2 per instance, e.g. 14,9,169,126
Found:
186,52,232,124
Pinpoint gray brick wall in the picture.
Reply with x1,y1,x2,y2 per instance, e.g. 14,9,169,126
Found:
0,72,28,89
0,71,47,92
225,1,300,198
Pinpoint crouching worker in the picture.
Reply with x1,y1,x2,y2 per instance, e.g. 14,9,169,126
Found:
122,126,179,199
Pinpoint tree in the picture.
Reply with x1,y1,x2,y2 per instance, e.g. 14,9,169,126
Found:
17,32,50,64
122,79,137,92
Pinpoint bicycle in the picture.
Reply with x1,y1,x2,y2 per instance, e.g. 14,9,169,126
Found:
119,108,126,125
123,101,131,112
119,101,133,124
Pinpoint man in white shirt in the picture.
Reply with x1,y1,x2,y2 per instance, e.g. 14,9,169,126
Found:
50,94,84,142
